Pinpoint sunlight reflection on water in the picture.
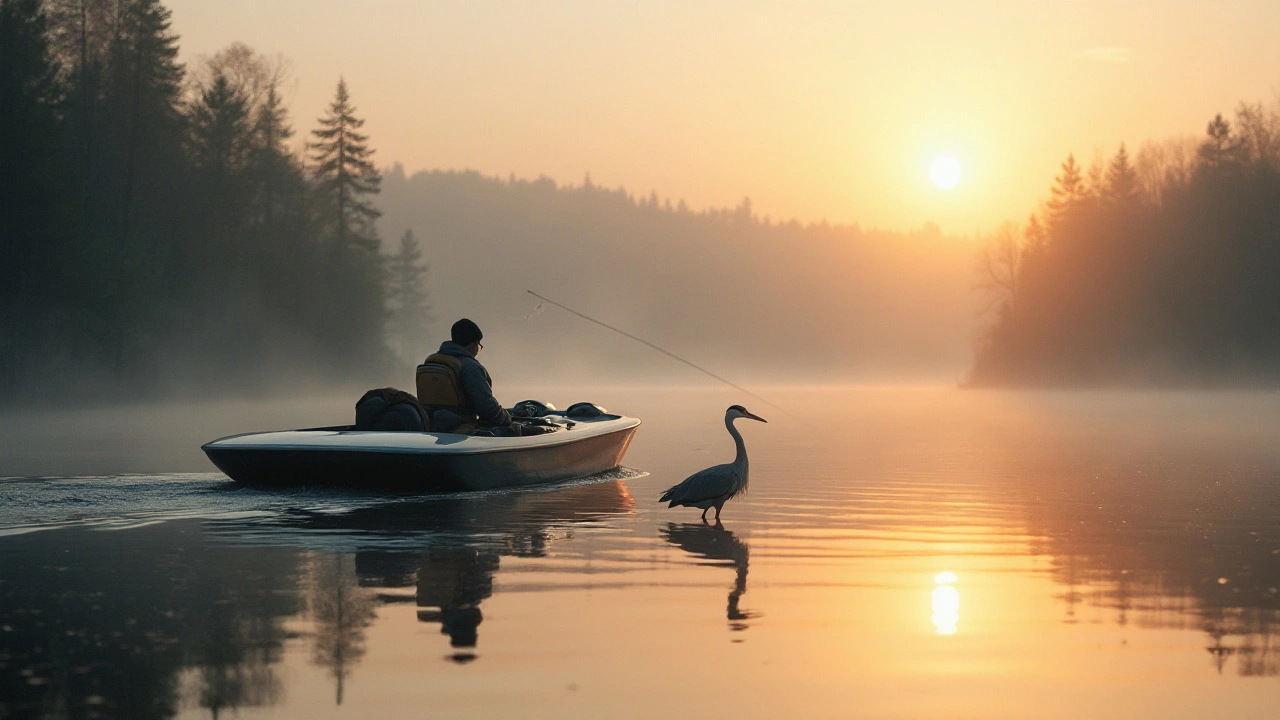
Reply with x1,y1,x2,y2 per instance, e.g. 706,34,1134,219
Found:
932,571,961,635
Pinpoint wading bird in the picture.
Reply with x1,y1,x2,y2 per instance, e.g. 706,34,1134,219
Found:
660,405,767,523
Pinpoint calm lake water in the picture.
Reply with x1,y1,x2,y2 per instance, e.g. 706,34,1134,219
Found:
4,386,1280,719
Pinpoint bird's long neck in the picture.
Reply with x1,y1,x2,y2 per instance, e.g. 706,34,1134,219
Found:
726,416,748,469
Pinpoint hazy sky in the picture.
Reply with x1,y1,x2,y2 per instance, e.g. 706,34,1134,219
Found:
166,0,1280,232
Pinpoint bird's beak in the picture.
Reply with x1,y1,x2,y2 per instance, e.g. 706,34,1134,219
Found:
745,411,768,423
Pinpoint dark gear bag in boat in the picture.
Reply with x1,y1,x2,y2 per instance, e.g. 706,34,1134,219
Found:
354,388,427,431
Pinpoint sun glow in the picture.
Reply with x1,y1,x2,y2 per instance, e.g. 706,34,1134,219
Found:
929,156,962,190
932,571,959,635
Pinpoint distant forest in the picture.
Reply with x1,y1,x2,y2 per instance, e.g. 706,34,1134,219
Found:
970,103,1280,386
376,168,977,384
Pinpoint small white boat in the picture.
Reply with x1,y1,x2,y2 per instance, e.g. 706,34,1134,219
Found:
203,413,640,491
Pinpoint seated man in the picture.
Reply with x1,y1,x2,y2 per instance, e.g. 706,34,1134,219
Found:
432,318,511,429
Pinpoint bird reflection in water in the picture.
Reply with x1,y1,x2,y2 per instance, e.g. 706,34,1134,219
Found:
661,522,759,632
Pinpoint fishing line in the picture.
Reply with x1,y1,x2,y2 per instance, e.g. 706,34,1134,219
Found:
526,290,795,419
522,301,547,322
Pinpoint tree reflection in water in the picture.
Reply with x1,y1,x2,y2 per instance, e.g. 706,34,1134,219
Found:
303,554,377,704
0,521,302,719
661,522,759,632
1019,449,1280,677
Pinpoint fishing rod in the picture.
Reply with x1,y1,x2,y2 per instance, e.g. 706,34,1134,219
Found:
526,290,795,419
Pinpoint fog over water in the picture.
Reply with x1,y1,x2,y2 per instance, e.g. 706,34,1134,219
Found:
4,387,1280,719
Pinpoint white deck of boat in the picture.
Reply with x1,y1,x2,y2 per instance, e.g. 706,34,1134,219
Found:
204,416,640,455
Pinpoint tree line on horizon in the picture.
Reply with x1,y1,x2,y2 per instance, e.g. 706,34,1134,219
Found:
0,0,431,400
971,102,1280,386
376,165,979,381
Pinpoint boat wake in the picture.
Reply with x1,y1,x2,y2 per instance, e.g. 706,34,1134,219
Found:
0,467,648,539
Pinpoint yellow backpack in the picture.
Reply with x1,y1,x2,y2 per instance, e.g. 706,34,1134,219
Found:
416,353,477,420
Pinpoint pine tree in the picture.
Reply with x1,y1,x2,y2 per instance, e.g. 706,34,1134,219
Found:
1046,154,1085,217
191,44,299,230
1105,143,1138,204
0,0,65,390
188,73,250,176
45,0,112,179
185,71,254,275
249,84,298,227
106,0,185,238
1023,213,1048,258
1198,113,1239,170
0,0,63,261
386,229,433,360
1084,151,1106,198
307,78,381,251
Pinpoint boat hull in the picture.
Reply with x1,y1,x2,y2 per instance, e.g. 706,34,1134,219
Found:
202,417,640,491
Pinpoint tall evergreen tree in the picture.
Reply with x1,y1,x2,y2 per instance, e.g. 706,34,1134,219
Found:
248,84,297,228
1023,213,1048,258
1104,143,1138,205
45,0,112,181
1198,113,1238,170
1046,154,1085,217
90,0,186,371
105,0,185,239
0,0,63,270
386,229,432,360
0,0,65,389
303,78,387,365
1084,151,1107,198
307,78,381,251
188,73,250,176
186,72,252,274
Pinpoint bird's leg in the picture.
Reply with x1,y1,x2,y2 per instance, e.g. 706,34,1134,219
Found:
714,506,722,523
700,508,709,522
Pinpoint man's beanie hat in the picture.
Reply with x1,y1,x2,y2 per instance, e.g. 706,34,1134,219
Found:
451,318,483,346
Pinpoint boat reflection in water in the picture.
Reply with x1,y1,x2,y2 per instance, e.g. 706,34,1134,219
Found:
0,477,637,718
213,477,637,670
355,547,497,664
660,522,759,632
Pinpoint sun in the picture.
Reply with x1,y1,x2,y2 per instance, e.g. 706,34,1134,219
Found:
929,156,962,190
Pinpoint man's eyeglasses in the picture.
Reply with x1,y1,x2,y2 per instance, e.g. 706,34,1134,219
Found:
477,342,484,351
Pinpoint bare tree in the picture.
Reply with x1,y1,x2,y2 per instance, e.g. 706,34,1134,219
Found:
1135,136,1199,205
187,42,292,119
1234,101,1280,168
978,220,1023,319
1084,147,1107,197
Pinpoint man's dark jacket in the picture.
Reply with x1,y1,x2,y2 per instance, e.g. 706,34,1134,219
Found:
437,341,511,426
